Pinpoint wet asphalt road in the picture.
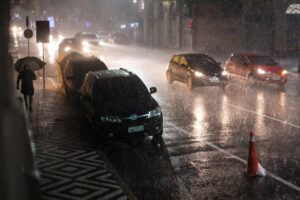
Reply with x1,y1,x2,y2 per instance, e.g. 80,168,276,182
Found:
15,38,300,199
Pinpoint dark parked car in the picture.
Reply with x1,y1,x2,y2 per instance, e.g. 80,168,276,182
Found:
166,53,228,89
63,56,107,97
225,53,287,86
80,68,163,142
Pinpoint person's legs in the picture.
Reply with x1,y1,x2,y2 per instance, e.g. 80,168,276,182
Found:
29,95,33,111
23,94,28,109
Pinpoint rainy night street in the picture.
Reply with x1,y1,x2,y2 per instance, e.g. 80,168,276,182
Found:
12,38,300,200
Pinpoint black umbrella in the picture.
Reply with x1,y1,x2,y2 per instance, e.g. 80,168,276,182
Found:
15,56,46,72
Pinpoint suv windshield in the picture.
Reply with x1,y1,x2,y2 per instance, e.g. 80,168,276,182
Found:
186,55,219,70
248,56,277,66
93,77,149,102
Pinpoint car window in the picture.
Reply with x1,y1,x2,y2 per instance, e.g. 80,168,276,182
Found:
179,56,188,66
248,56,277,66
185,55,218,69
230,55,240,63
240,56,250,65
171,56,180,64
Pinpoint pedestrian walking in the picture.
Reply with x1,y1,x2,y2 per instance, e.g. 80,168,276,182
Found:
16,64,37,111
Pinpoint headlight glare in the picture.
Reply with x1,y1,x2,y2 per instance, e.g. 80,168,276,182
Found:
147,107,162,118
257,68,266,74
282,70,287,75
82,41,89,46
83,46,90,53
65,46,71,52
195,71,204,77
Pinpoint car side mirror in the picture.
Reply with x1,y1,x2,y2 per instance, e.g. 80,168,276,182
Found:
150,87,157,94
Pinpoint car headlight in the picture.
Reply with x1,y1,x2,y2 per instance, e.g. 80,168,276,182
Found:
100,116,122,123
82,41,89,46
11,26,18,32
99,41,105,46
58,35,64,43
282,70,287,75
147,107,162,118
83,46,90,53
65,46,71,52
195,71,204,77
257,68,266,74
221,71,227,76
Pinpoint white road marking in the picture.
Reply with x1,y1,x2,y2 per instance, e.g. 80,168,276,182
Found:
167,122,300,192
224,103,300,129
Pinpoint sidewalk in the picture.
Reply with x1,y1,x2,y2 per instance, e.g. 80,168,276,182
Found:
25,84,135,200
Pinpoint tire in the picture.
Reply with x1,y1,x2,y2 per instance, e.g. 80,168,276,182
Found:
248,74,256,86
166,70,173,83
278,83,285,90
220,81,227,89
186,76,193,89
152,134,163,145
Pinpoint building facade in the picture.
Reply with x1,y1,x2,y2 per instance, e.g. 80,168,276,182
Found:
141,0,300,54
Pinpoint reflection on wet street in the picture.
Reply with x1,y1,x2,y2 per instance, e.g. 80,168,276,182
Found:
12,36,300,199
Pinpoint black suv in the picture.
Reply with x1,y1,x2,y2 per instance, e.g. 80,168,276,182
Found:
80,68,163,141
166,53,228,89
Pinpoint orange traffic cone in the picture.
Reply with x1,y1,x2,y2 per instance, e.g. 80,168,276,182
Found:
243,131,266,176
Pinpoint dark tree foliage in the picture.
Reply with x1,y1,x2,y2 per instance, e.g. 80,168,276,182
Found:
181,0,243,18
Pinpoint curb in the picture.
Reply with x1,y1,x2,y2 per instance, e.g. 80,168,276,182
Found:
97,150,137,200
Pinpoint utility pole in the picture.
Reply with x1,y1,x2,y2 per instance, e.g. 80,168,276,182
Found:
191,0,198,51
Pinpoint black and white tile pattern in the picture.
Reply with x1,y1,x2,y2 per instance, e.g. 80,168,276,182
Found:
30,90,129,200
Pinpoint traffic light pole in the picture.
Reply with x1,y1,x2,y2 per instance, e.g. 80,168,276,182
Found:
28,39,30,56
43,43,45,90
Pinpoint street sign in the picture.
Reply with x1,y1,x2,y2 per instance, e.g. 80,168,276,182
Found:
24,29,33,39
36,20,50,43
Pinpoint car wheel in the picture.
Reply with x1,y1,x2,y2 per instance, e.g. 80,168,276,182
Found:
220,81,227,89
278,83,285,90
130,137,143,146
186,76,193,89
248,74,256,86
166,70,173,83
152,134,163,145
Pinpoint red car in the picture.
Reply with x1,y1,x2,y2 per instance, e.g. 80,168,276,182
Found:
225,54,287,85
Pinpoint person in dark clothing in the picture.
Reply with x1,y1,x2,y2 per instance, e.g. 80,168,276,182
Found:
16,64,37,110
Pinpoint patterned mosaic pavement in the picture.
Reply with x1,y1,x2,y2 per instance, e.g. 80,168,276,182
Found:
27,89,131,200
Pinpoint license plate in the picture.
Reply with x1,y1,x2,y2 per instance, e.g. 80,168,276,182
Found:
209,77,219,83
128,125,144,133
272,75,280,80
